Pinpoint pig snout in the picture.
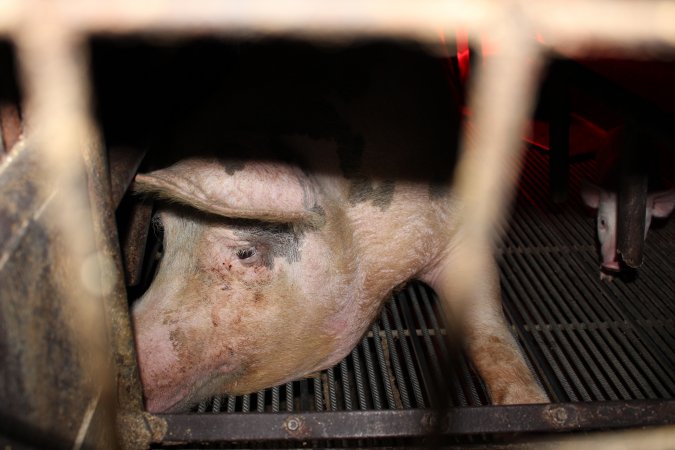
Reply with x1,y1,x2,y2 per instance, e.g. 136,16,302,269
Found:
601,260,620,272
132,321,187,413
132,302,229,413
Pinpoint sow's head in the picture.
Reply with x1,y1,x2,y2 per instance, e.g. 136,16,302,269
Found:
131,157,363,412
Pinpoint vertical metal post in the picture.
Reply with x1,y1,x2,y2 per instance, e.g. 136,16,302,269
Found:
617,125,647,268
13,12,121,449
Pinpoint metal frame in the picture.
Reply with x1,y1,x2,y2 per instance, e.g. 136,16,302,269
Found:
0,1,674,448
160,401,675,442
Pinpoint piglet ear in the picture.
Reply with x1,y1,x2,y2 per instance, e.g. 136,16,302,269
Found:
649,188,675,218
133,158,324,227
580,179,602,209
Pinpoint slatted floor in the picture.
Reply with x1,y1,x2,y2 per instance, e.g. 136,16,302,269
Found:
502,147,675,404
186,146,674,420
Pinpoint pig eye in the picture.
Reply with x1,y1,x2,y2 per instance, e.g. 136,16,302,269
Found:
236,247,257,261
599,218,607,229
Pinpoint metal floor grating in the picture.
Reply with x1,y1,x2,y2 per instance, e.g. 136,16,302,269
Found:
501,147,675,405
157,146,675,445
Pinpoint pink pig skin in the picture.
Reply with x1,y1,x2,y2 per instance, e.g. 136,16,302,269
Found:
131,46,548,412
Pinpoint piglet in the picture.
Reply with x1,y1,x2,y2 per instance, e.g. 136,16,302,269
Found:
581,128,675,279
131,45,548,412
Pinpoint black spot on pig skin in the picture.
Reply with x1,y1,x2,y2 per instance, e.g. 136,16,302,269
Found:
222,160,245,175
337,134,395,211
372,180,395,211
233,221,303,268
347,177,395,211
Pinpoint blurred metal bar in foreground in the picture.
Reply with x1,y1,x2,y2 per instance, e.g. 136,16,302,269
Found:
0,0,674,56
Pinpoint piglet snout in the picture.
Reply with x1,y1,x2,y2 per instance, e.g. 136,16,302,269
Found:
602,260,621,271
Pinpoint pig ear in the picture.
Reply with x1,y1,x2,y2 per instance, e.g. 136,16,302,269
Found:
580,179,602,209
649,188,675,218
133,158,325,227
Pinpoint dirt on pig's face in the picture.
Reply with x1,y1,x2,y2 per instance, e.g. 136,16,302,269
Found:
132,207,360,413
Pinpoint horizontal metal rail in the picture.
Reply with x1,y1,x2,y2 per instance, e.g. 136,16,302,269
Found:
0,0,674,57
157,400,675,442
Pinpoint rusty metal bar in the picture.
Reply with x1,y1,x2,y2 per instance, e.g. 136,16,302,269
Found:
0,102,21,153
158,400,675,442
617,126,648,268
121,200,153,287
109,147,146,208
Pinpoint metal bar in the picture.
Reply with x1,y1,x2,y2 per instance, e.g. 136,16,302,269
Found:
327,367,338,411
340,359,352,411
13,17,128,448
211,396,222,413
2,1,675,58
0,102,21,153
313,376,323,412
285,382,293,412
390,294,425,408
108,147,146,208
351,347,368,411
381,308,411,408
617,126,648,268
120,200,153,287
257,390,265,413
158,400,675,442
272,386,280,413
360,335,382,409
370,322,395,409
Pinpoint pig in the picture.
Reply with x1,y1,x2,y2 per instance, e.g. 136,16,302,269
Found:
581,128,675,279
131,44,548,412
581,182,675,277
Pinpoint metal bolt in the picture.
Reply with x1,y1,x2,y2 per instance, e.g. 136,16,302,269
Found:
284,416,307,437
546,406,569,426
286,418,299,431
